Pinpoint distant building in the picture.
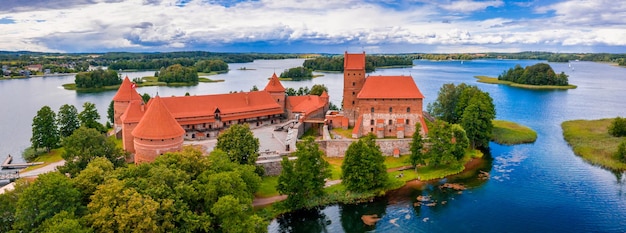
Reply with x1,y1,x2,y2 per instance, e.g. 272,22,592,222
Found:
26,64,42,72
326,51,428,138
113,73,328,163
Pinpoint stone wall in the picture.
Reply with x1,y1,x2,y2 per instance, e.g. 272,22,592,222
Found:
317,138,412,157
257,156,296,176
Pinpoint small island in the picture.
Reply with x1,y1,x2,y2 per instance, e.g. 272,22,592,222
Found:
562,118,626,170
475,63,577,89
491,120,537,145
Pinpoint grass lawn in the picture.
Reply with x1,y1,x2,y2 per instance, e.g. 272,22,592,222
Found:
492,120,537,145
256,176,280,198
331,127,353,139
474,75,577,89
21,148,65,172
562,118,626,170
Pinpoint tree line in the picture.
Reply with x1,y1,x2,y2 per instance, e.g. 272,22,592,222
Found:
498,63,569,86
302,55,413,72
279,66,313,80
74,69,122,88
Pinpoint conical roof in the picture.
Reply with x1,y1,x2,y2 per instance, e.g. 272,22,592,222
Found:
132,96,185,139
113,76,142,101
320,90,329,98
264,73,285,92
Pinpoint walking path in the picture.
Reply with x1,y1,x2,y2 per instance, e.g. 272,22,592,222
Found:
0,160,65,194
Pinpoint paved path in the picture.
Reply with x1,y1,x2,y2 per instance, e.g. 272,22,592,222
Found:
0,160,66,194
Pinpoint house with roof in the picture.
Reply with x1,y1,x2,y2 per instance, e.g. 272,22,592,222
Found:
326,51,428,139
113,73,329,163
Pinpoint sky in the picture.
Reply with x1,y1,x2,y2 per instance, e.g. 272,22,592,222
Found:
0,0,625,54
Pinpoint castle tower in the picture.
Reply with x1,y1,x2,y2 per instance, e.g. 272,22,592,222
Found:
112,76,142,136
131,96,185,164
343,51,366,126
264,73,286,110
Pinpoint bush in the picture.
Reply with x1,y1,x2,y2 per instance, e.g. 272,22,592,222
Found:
22,146,46,162
608,117,626,137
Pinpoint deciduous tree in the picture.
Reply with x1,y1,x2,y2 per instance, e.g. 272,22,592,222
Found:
409,122,426,169
59,126,125,177
215,124,260,165
58,104,80,138
609,117,626,137
78,102,105,133
341,135,387,192
31,105,59,152
277,137,331,209
461,91,495,149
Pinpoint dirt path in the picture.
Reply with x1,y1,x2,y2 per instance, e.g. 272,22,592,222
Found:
253,195,287,207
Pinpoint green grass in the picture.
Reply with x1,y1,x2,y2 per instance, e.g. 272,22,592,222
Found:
198,77,224,83
331,127,353,139
474,75,577,89
492,120,537,145
324,157,343,180
384,155,410,169
21,148,65,172
562,118,626,170
256,176,280,198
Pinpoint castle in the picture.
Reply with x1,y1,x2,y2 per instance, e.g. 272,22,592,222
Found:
113,73,328,163
325,51,428,138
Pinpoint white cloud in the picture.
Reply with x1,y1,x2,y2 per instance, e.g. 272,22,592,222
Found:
438,0,504,13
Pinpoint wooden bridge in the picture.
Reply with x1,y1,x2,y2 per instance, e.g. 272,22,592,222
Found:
1,154,43,169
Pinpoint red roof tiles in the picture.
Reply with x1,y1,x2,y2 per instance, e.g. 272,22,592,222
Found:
344,52,366,70
132,96,185,140
160,91,283,119
264,73,286,92
288,95,327,115
113,76,142,101
357,76,425,99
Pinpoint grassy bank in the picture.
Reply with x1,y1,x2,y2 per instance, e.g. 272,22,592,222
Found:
562,119,626,170
198,77,224,83
492,120,537,145
20,148,64,172
474,76,577,90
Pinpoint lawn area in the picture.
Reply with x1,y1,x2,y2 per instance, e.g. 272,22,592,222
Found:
256,176,280,198
492,120,537,145
331,127,353,139
562,118,626,170
21,148,65,172
474,75,577,89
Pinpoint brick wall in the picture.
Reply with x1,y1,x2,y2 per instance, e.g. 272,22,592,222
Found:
317,138,412,157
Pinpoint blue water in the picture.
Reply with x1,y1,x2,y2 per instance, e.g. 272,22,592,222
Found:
268,60,626,232
1,59,626,232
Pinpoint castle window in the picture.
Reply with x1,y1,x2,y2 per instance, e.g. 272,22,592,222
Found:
352,101,355,105
389,119,392,125
371,107,374,113
370,119,374,125
407,107,411,113
353,92,355,96
352,82,355,86
371,128,374,132
406,119,410,125
389,107,393,113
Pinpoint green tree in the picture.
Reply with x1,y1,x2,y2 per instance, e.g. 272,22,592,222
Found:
460,91,495,149
277,137,331,209
250,85,259,91
285,87,297,96
427,83,468,123
409,122,426,169
142,93,151,103
13,172,82,232
211,195,267,233
39,211,90,233
616,140,626,163
31,105,59,152
309,84,328,96
73,157,115,204
279,66,313,81
158,64,199,84
107,100,114,125
609,117,626,137
57,104,80,138
341,135,388,192
59,126,126,177
0,179,29,232
78,102,105,133
215,124,260,165
426,120,468,167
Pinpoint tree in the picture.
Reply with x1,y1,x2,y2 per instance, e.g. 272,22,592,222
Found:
57,104,80,138
39,211,90,233
427,83,468,123
277,137,331,209
31,105,59,152
616,140,626,163
426,120,468,167
250,85,259,91
309,84,328,96
107,100,114,125
59,126,126,177
341,135,388,192
158,64,199,84
409,122,426,169
13,172,82,232
460,91,495,149
215,124,260,165
279,66,313,81
142,93,151,103
73,157,115,204
211,195,267,233
609,117,626,137
78,102,105,133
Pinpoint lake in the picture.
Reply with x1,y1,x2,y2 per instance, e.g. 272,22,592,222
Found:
1,58,625,232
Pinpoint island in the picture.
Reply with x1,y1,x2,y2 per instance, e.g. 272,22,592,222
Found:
562,118,626,170
475,63,577,89
491,120,537,145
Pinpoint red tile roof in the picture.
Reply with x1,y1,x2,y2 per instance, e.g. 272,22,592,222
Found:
288,95,327,115
160,91,282,119
113,76,142,102
264,73,286,92
132,96,185,139
320,90,329,98
357,76,424,99
344,52,366,70
120,100,145,123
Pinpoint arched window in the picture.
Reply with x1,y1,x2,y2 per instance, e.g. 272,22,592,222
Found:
352,82,355,86
407,107,410,113
352,101,355,105
352,92,355,96
371,107,374,113
370,119,374,125
406,119,410,125
389,107,393,113
388,119,393,125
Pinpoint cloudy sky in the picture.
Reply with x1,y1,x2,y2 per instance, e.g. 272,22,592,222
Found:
1,0,625,53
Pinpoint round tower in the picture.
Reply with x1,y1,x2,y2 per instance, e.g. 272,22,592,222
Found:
112,76,142,136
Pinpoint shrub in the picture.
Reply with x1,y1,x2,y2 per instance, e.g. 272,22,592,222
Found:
616,140,626,163
608,117,626,137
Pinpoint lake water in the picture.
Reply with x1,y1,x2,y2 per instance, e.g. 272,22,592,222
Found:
1,59,626,232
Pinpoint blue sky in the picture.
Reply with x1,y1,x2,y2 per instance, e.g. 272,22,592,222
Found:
0,0,624,53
